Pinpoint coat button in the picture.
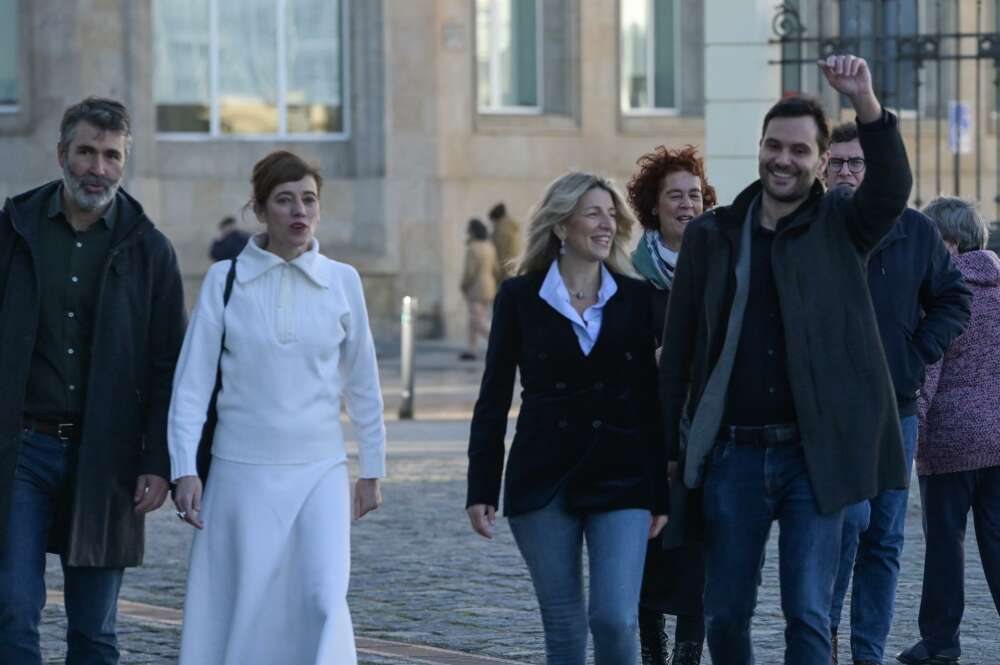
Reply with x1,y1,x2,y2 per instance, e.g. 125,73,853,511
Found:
592,420,602,429
624,352,633,360
594,381,604,389
538,352,548,360
557,420,568,429
555,382,566,390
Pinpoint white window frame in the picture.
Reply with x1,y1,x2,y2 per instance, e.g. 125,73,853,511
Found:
156,0,350,142
476,0,543,115
619,0,679,117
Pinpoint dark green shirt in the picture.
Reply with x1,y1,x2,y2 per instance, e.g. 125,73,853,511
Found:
24,187,117,419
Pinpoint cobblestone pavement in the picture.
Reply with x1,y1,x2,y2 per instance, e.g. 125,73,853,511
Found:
39,344,998,664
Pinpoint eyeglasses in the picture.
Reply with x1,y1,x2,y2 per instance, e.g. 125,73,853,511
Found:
828,157,866,174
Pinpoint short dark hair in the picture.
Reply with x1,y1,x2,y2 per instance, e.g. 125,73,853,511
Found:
467,218,489,240
830,121,859,145
488,202,506,221
59,97,133,156
761,96,830,153
249,150,323,211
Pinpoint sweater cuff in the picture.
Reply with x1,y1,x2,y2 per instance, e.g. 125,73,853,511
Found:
170,455,200,482
358,453,386,479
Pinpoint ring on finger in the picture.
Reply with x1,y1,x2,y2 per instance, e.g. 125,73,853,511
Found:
176,510,187,519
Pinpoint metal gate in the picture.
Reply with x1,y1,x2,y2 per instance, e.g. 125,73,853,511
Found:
771,0,1000,239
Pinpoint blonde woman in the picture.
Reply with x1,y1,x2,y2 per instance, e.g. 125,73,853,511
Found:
466,172,669,664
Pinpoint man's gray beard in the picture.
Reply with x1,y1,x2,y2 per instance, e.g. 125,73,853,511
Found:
62,166,120,212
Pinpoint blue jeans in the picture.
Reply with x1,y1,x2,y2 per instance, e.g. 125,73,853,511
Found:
0,430,124,665
830,414,917,661
509,493,651,665
702,440,844,665
914,466,1000,657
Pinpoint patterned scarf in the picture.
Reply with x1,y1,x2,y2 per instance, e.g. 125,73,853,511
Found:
643,230,679,289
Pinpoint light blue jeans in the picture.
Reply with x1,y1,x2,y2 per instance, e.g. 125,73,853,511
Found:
830,414,917,662
509,493,651,665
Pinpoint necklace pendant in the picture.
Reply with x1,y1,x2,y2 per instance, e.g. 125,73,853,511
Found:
574,291,585,300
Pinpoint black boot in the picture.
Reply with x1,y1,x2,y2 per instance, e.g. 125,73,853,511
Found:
639,608,669,665
668,641,703,665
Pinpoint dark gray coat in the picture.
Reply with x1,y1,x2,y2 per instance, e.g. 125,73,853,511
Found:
660,112,913,516
0,181,186,567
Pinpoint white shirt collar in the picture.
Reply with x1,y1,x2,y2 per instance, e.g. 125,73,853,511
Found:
236,233,329,288
539,259,618,314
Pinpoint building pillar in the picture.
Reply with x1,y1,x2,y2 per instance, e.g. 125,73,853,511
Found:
703,0,781,204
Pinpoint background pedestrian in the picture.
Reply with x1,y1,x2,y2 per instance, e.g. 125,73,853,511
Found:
897,197,1000,665
459,217,498,361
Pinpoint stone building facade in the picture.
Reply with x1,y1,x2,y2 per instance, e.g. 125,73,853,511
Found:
2,0,996,343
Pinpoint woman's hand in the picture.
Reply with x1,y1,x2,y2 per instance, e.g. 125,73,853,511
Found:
173,476,204,529
353,478,382,520
466,504,496,539
649,514,669,540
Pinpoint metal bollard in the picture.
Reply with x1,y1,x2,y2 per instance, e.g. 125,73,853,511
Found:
398,296,417,419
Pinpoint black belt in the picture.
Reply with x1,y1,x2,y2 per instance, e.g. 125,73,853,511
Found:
23,416,82,442
718,423,799,447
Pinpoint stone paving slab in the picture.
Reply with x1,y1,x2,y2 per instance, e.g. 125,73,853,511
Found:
37,349,1000,663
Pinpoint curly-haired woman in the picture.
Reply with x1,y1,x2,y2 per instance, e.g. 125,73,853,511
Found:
626,145,716,665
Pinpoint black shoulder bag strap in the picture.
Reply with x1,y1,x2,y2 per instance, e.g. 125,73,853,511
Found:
195,259,238,484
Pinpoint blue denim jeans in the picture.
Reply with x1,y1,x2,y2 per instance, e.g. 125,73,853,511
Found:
0,430,124,665
830,414,917,662
509,493,651,665
702,440,844,665
914,466,1000,658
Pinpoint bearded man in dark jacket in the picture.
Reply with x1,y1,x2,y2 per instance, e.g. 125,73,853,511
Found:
823,122,971,665
659,55,912,664
0,98,186,664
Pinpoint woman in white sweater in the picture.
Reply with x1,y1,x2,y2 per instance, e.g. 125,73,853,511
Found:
169,151,386,665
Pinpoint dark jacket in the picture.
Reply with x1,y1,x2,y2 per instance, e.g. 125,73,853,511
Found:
660,111,913,515
867,208,971,415
209,229,250,262
467,269,667,517
0,181,186,567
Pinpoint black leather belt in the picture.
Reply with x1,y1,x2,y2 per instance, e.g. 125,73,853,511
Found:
23,416,82,442
718,423,799,447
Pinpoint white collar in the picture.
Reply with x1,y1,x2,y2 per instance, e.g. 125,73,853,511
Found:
540,259,618,309
236,233,329,288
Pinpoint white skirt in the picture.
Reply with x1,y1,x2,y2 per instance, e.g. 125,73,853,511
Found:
178,457,356,665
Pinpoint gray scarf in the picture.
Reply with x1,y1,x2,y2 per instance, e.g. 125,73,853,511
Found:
683,194,759,488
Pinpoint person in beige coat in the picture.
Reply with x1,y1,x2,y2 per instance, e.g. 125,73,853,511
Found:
489,202,522,281
460,218,498,360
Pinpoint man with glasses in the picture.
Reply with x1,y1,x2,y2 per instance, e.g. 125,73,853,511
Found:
824,121,972,665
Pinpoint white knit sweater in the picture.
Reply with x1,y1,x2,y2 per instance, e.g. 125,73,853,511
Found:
167,235,386,481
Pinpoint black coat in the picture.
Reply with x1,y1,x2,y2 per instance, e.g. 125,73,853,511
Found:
0,181,186,567
635,280,705,617
466,268,668,517
660,111,913,516
867,208,971,414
